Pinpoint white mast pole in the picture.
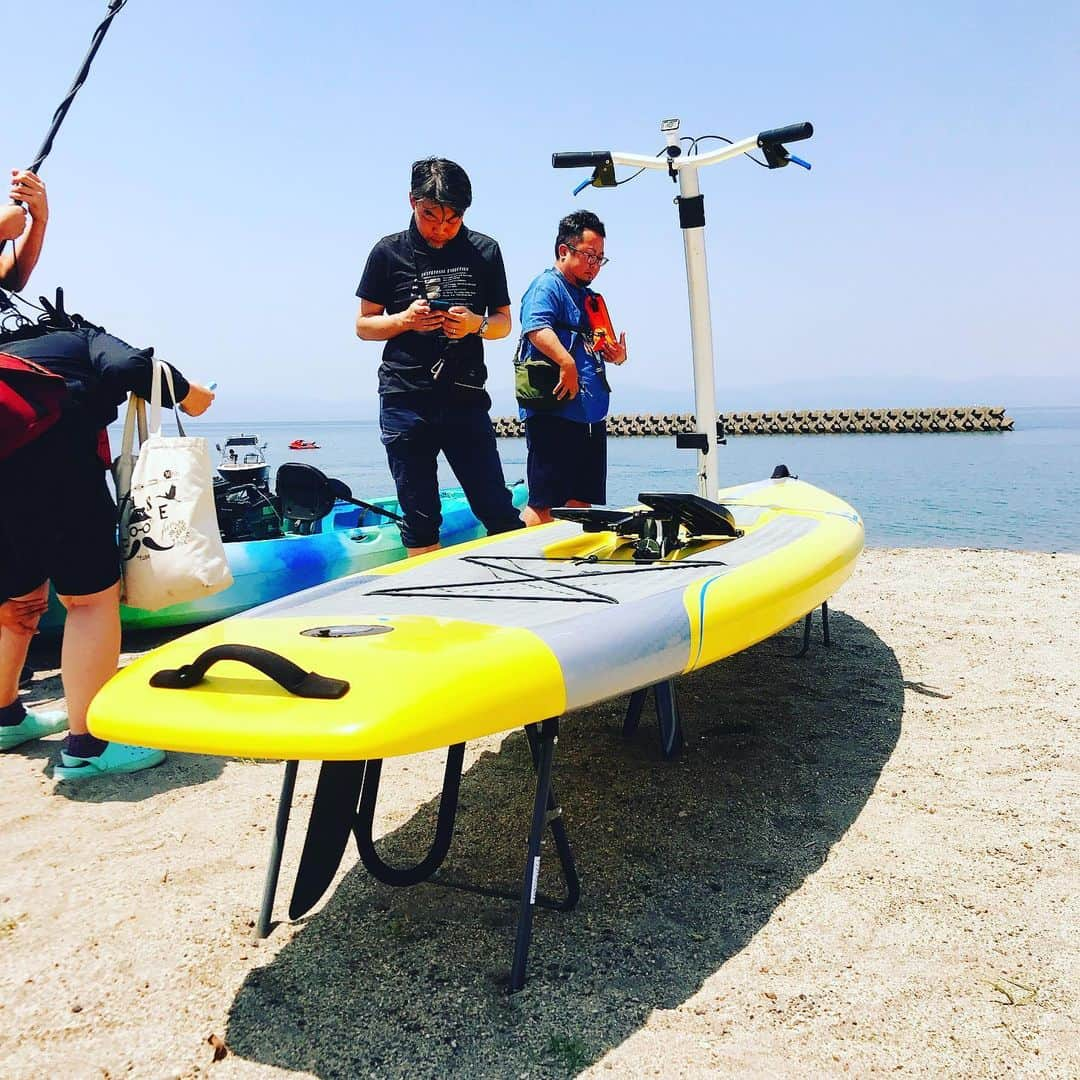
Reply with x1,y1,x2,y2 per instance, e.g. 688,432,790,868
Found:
559,122,813,505
675,162,720,501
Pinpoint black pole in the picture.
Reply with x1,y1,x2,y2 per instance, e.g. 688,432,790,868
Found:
26,0,131,176
509,718,559,992
256,759,299,938
1,1,129,295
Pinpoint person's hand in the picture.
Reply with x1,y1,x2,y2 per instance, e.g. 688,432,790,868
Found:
554,358,579,400
0,584,49,635
398,298,444,333
9,170,48,225
443,306,479,339
0,203,27,242
179,382,215,417
599,331,627,366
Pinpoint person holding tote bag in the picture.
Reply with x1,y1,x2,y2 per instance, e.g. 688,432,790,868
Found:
115,359,232,611
0,314,214,780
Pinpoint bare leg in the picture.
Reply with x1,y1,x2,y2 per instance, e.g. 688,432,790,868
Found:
406,543,440,558
57,582,120,736
522,499,590,528
0,625,34,708
0,582,48,707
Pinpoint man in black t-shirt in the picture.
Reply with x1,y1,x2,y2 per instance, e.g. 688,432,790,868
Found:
355,158,522,555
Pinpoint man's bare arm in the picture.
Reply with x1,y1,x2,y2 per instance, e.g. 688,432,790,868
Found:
355,298,443,341
443,304,512,341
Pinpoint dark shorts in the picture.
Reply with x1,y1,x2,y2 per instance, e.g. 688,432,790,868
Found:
380,392,524,549
0,422,120,600
524,414,607,509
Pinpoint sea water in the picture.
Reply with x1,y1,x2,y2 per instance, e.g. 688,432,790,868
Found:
156,407,1080,553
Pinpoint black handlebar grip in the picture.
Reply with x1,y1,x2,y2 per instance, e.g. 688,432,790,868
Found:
552,151,612,169
757,122,814,148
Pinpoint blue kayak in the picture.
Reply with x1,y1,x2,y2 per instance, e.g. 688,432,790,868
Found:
38,482,528,634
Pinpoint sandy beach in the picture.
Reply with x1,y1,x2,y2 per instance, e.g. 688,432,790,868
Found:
0,547,1076,1079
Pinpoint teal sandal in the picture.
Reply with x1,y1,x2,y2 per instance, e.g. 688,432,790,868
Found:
53,741,166,781
0,708,69,751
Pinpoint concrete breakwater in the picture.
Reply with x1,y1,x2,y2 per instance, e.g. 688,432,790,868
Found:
493,405,1013,438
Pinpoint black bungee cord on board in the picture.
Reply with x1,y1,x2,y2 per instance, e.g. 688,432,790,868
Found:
1,0,131,335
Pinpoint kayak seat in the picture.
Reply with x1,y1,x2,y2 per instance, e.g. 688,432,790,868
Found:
276,464,406,535
276,463,342,535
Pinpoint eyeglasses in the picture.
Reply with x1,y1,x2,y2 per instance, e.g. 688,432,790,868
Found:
565,245,609,267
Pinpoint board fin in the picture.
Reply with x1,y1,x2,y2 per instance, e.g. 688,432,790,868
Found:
289,761,366,919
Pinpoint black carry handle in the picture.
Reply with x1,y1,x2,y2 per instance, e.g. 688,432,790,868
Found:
757,122,814,149
552,151,613,169
149,644,350,699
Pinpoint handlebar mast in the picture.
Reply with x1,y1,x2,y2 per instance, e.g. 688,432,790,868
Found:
553,118,813,500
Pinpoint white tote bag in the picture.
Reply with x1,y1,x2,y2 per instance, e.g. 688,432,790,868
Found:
115,360,232,610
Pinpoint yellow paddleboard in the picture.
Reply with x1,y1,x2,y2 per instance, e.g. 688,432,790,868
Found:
89,476,863,760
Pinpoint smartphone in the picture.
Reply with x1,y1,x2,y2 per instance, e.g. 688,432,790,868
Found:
428,299,454,311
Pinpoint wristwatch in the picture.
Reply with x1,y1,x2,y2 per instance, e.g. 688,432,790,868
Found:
476,315,489,337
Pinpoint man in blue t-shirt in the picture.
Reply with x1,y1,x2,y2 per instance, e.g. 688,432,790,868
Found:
517,210,627,526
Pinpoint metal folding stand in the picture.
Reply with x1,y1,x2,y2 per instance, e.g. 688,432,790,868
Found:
257,759,299,937
255,718,580,992
796,599,831,657
619,600,834,762
507,719,579,990
623,679,684,760
353,742,466,887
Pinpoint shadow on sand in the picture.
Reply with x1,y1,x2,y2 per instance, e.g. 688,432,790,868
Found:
225,611,903,1078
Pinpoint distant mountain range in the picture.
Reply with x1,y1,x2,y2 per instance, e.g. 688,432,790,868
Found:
209,374,1080,422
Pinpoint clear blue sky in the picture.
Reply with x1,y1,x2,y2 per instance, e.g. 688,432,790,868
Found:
3,0,1077,419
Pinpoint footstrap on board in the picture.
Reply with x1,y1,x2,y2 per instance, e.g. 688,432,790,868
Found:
149,644,350,699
